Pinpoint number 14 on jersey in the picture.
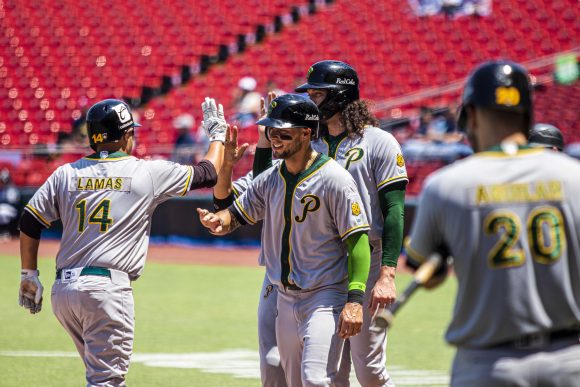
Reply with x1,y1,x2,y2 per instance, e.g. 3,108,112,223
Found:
75,199,113,233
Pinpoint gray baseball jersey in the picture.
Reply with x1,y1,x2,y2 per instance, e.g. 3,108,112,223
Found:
312,126,408,243
232,153,370,290
25,152,193,280
407,147,580,348
313,126,404,386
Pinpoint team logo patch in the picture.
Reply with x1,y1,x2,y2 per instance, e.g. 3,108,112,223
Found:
396,153,405,167
305,114,319,121
495,86,520,106
112,103,132,124
351,202,361,216
295,194,321,222
307,67,314,77
263,285,274,299
270,101,277,109
345,148,364,170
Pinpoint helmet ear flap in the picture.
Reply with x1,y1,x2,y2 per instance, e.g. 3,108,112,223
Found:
457,104,469,132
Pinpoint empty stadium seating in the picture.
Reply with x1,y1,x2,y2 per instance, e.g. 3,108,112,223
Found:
1,0,578,193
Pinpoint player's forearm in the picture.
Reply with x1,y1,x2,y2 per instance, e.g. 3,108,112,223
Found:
210,209,242,236
20,232,40,270
203,141,225,175
345,232,371,304
214,163,234,200
379,184,406,267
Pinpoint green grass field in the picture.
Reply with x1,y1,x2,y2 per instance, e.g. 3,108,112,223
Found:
0,254,456,386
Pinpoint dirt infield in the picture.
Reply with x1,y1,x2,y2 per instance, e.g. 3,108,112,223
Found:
1,237,409,269
0,238,261,267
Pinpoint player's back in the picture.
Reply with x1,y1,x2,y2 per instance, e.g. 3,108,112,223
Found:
424,147,580,348
26,152,192,279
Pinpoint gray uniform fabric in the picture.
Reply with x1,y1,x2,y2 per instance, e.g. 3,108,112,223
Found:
234,169,288,387
25,152,193,386
407,146,580,386
313,126,406,386
231,153,370,386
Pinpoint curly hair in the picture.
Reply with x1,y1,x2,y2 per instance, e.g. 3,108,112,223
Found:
339,100,379,138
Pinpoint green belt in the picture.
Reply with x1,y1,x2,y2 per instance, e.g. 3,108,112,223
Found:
56,266,111,280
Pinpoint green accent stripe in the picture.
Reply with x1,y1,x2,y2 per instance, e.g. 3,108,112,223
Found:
279,153,331,287
324,132,349,159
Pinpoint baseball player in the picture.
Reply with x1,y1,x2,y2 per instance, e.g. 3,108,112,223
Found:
199,94,372,387
18,98,227,386
212,122,287,386
406,60,580,387
254,60,406,386
528,123,565,152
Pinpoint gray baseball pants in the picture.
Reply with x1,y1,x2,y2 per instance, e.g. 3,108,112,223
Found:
276,282,347,387
451,336,580,386
51,269,134,387
336,240,394,387
258,274,287,387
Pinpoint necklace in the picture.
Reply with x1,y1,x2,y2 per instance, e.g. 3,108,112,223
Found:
304,150,318,170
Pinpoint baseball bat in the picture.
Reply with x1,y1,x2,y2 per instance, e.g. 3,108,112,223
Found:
373,252,443,329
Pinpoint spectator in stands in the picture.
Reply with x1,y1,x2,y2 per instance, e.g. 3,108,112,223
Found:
233,76,262,128
403,107,473,163
172,113,199,164
528,123,564,152
0,168,20,241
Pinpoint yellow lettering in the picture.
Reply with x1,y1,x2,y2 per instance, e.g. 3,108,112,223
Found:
85,178,93,190
114,178,122,190
105,178,113,189
77,178,85,190
94,179,105,190
476,186,490,205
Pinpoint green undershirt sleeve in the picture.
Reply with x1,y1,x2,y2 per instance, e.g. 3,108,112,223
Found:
345,232,371,304
379,181,406,268
252,147,273,178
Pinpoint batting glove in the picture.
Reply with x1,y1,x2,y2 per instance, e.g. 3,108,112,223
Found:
19,269,43,314
201,97,227,143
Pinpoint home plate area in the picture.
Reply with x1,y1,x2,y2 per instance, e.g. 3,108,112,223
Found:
0,349,449,386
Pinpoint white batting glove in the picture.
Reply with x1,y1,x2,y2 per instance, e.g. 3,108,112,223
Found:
201,97,227,143
19,269,44,314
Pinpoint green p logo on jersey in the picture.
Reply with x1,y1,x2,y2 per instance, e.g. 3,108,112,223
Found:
345,148,364,170
295,194,321,223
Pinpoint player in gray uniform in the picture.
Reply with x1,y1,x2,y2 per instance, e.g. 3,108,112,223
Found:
406,60,580,387
255,61,406,386
211,123,287,386
18,98,227,386
199,94,372,387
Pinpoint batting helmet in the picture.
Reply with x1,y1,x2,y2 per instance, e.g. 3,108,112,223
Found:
529,123,564,151
295,60,359,120
256,94,320,140
457,60,533,133
86,99,141,150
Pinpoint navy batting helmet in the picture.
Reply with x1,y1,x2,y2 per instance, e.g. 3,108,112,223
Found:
256,94,320,140
457,60,533,133
529,123,564,151
86,99,141,150
295,60,359,121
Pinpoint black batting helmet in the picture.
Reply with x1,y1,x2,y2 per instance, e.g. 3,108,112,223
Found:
256,94,320,140
295,60,359,121
529,123,564,151
86,99,141,150
457,60,533,133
